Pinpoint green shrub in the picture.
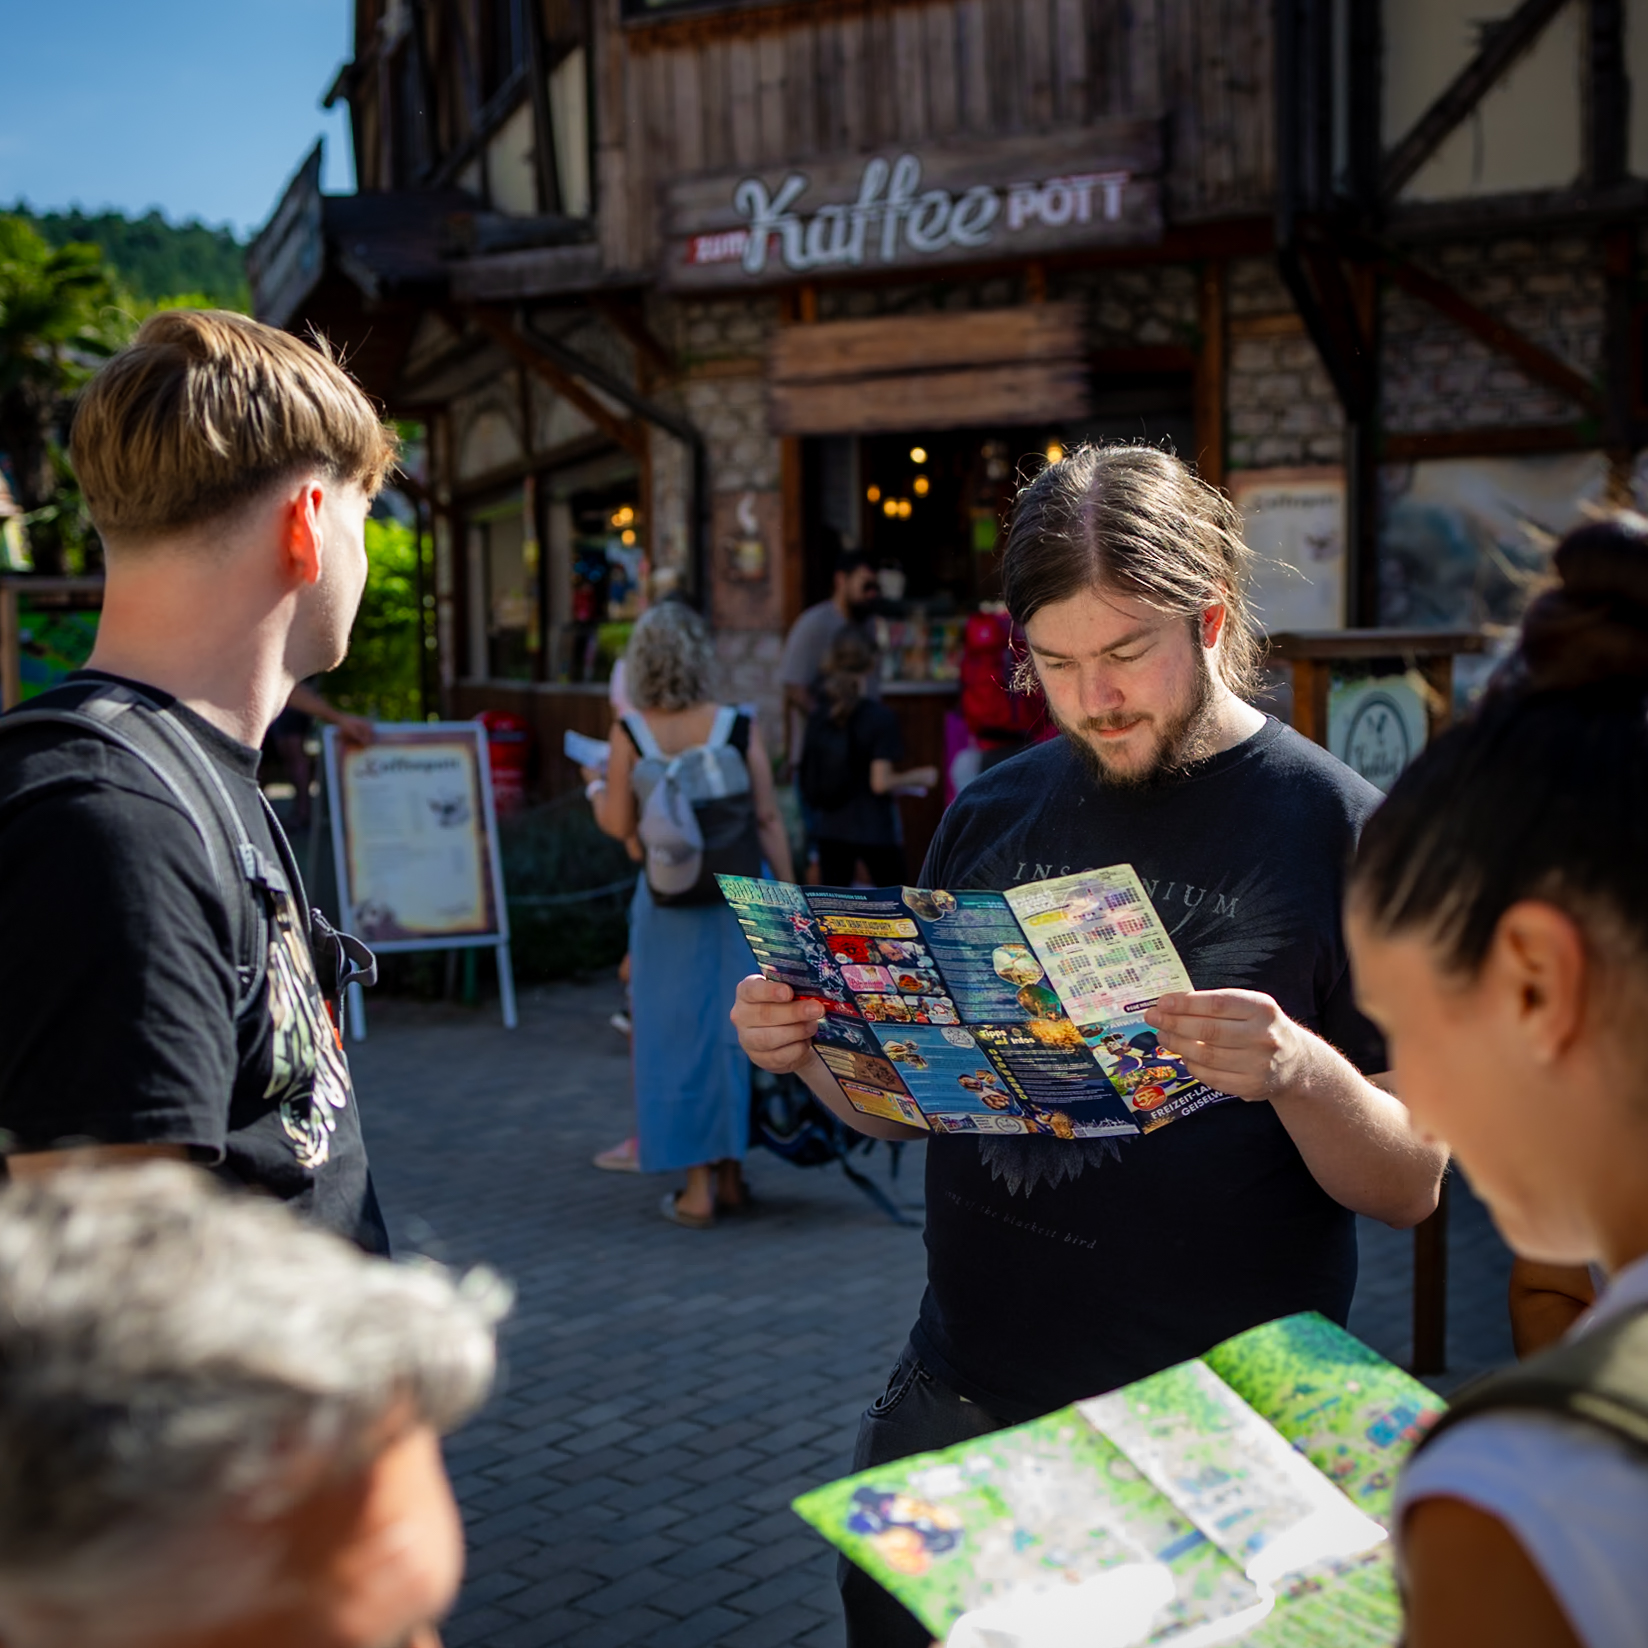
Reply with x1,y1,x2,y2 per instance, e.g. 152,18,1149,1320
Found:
497,796,635,982
318,515,425,722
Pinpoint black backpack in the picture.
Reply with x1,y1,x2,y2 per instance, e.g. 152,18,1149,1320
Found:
0,680,375,1021
799,701,865,813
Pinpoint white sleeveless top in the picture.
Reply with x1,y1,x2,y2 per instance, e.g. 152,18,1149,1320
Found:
1395,1253,1648,1648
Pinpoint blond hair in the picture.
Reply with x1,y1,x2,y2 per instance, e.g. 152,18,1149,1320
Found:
71,309,398,544
625,603,716,712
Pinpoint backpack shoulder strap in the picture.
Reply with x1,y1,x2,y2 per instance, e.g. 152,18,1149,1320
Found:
707,705,739,749
0,685,269,1012
622,711,664,763
1415,1302,1648,1462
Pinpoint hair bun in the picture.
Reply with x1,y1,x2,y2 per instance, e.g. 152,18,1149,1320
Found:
1518,515,1648,692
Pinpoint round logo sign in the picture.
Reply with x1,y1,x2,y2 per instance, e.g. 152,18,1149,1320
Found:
1343,691,1413,791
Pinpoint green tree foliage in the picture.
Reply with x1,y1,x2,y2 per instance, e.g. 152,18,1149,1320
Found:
317,515,426,722
12,206,248,312
0,215,122,571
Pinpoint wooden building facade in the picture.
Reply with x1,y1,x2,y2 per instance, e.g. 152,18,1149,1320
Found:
250,0,1648,825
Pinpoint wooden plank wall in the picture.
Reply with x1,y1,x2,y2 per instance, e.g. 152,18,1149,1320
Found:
600,0,1275,272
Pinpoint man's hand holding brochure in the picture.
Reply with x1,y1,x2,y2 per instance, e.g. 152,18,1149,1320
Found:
720,864,1231,1137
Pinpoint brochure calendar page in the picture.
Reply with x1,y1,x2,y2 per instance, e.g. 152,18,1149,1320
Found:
718,864,1230,1137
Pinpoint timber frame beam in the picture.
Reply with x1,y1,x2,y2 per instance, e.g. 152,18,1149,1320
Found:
465,306,649,455
458,305,711,609
1381,0,1572,201
1376,250,1606,418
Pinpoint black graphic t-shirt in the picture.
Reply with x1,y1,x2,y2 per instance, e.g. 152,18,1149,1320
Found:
0,675,387,1252
910,718,1385,1421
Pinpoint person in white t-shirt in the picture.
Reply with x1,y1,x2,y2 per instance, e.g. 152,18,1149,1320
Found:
1347,514,1648,1648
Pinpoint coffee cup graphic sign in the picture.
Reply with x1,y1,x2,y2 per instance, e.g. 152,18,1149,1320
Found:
1327,673,1429,794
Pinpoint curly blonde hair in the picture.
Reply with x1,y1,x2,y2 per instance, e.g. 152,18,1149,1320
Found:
624,603,715,712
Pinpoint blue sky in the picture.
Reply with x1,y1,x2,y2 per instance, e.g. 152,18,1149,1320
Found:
0,1,358,239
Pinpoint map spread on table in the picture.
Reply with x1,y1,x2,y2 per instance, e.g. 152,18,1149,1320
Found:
793,1313,1443,1647
718,866,1228,1136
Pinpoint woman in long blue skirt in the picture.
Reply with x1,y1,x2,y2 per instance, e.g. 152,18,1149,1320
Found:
586,605,794,1226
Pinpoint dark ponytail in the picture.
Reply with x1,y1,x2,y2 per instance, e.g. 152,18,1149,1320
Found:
1352,514,1648,972
820,629,877,726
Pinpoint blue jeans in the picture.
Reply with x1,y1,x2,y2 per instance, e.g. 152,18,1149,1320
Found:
840,1343,1007,1648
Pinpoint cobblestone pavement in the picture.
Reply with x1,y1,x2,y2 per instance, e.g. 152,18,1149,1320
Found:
353,981,1515,1648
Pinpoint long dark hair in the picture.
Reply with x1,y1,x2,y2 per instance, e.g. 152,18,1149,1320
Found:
1352,515,1648,973
1001,442,1261,699
820,629,877,725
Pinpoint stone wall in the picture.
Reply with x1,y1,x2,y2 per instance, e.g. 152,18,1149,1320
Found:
658,295,789,737
1225,257,1345,471
713,628,785,754
1054,262,1200,348
1379,236,1604,434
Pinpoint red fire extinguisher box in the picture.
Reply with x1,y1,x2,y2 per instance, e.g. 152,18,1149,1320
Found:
474,710,533,816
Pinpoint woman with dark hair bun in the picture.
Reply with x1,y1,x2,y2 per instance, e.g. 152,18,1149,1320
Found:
1348,513,1648,1648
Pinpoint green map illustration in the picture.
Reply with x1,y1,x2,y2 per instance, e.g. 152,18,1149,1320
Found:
793,1313,1443,1645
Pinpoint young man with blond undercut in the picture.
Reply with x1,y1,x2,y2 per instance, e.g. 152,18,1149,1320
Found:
0,309,397,1250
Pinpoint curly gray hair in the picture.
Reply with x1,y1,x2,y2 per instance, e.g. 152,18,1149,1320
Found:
0,1164,507,1647
624,602,716,712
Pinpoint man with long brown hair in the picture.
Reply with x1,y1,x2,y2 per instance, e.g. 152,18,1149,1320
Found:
0,310,397,1251
733,442,1447,1647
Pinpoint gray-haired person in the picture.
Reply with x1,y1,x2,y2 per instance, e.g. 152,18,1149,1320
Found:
0,1162,505,1648
732,443,1448,1647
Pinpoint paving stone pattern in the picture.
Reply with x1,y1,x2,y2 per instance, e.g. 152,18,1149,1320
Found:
355,982,1513,1648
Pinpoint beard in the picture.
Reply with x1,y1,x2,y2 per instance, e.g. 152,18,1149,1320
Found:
846,597,879,624
1053,649,1218,791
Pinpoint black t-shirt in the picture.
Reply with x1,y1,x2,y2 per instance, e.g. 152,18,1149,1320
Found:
0,673,387,1252
910,718,1385,1421
813,698,905,846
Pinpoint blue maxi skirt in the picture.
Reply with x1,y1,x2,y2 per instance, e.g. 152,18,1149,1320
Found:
629,878,753,1174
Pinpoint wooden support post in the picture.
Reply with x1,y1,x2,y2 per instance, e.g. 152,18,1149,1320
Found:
1195,261,1226,489
1412,1174,1451,1375
0,584,18,711
1603,228,1635,491
1286,658,1331,744
780,440,804,632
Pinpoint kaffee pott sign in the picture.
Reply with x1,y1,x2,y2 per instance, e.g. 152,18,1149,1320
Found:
661,126,1163,290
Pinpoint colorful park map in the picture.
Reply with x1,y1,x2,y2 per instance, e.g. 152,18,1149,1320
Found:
793,1313,1442,1647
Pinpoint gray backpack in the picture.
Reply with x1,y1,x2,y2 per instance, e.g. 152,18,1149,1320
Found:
622,707,763,905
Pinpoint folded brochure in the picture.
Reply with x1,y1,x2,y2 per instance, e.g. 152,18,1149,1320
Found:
793,1313,1441,1647
718,866,1228,1137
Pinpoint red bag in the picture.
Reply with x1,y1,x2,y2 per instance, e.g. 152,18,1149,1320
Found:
959,611,1045,742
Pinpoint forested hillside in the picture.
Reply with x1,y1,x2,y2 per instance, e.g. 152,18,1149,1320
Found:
8,206,247,310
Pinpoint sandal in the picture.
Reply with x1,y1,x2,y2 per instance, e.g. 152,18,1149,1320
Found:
593,1138,640,1173
660,1191,715,1230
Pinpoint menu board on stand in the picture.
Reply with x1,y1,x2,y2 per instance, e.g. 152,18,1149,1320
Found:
323,723,517,1038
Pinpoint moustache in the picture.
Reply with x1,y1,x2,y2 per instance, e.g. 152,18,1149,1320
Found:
1079,714,1152,734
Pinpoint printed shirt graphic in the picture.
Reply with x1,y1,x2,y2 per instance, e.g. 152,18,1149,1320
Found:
906,720,1387,1421
264,884,355,1170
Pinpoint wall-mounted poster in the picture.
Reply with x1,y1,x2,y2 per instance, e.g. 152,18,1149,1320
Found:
1380,451,1609,703
324,723,517,1034
1326,671,1430,794
1228,468,1346,633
